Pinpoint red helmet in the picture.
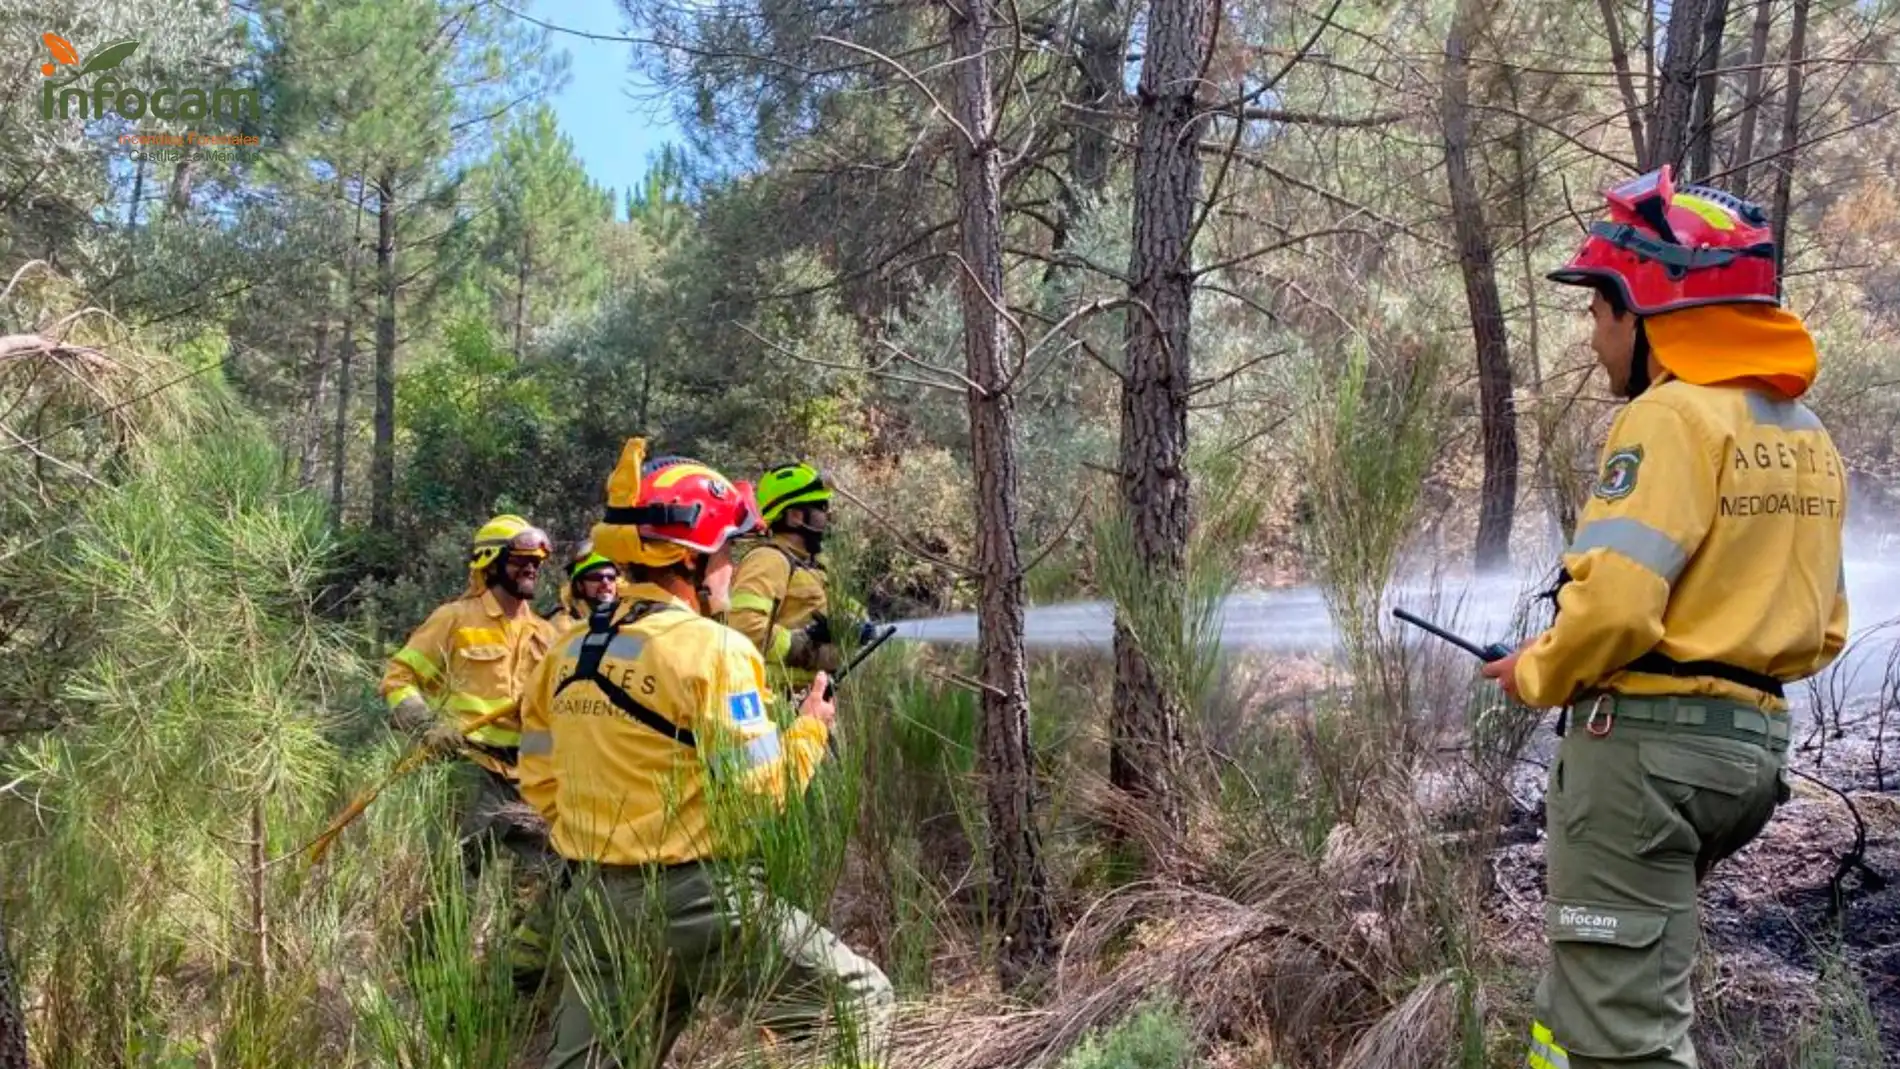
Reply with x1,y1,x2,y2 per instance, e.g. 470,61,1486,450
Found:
593,438,759,567
1548,165,1779,315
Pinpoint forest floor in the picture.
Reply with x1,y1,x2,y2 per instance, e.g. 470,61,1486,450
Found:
505,678,1899,1069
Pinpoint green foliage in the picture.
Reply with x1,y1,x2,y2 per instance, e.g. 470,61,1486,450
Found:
1093,442,1269,725
1056,999,1202,1069
397,313,556,527
469,105,614,347
1299,330,1447,671
356,846,530,1069
0,414,369,1065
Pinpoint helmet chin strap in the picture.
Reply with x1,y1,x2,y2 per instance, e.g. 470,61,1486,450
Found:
1624,323,1653,401
690,552,713,616
798,526,825,556
783,510,825,555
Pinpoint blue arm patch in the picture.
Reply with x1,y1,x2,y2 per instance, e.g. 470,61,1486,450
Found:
727,690,765,725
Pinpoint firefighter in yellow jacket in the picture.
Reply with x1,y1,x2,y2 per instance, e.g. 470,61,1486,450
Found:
1483,167,1849,1069
729,462,845,690
548,539,621,635
518,440,892,1069
379,513,560,987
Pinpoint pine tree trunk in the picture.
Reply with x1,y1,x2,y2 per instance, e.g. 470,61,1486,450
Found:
513,231,531,359
1598,0,1649,165
1651,0,1709,171
127,147,146,228
1044,0,1124,298
1733,0,1776,200
943,0,1054,990
1070,1,1121,198
1444,0,1518,572
0,900,28,1069
1110,0,1212,848
371,167,398,535
298,315,331,491
168,157,194,215
330,177,367,522
1689,0,1731,180
1772,0,1809,280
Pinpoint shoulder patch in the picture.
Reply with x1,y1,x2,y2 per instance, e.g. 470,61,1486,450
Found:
1594,446,1643,501
727,690,766,725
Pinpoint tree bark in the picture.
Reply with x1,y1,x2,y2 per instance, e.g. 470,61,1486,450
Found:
298,313,332,491
1444,0,1519,572
371,167,399,535
1110,0,1213,849
943,0,1054,990
1688,0,1731,180
1068,0,1124,205
1597,0,1649,165
168,157,194,216
1045,0,1124,296
0,900,28,1069
1650,0,1708,171
1771,0,1809,280
513,230,531,359
1733,0,1776,200
127,146,146,229
330,176,367,522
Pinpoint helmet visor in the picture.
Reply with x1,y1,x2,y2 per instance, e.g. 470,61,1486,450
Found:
507,527,552,559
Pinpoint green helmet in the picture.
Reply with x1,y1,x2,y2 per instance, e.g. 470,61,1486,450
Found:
757,462,833,525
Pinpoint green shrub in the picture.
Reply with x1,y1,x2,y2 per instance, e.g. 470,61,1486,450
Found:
1057,998,1202,1069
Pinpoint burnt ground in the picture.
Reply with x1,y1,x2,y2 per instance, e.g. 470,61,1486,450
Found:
1488,702,1900,1067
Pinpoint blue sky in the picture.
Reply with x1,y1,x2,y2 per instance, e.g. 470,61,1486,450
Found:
543,0,682,212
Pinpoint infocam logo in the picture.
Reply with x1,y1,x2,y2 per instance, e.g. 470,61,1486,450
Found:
37,32,258,123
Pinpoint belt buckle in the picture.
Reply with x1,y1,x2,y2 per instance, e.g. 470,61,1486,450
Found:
1585,694,1615,737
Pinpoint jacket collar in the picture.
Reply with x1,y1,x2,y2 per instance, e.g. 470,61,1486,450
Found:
618,581,696,617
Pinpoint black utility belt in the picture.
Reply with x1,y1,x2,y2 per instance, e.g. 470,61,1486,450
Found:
1620,652,1785,700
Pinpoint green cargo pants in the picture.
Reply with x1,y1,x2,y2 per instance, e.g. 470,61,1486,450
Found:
452,760,562,991
545,860,894,1069
1527,694,1788,1069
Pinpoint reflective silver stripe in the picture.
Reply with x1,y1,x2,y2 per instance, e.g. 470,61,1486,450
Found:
561,632,645,660
519,730,552,756
1746,391,1823,431
742,733,782,767
1568,516,1690,583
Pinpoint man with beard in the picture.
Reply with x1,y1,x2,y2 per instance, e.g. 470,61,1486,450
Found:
380,513,560,989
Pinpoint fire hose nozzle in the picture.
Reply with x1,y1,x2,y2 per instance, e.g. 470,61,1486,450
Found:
1391,607,1512,663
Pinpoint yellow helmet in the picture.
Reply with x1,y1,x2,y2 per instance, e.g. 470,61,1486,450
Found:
468,514,552,573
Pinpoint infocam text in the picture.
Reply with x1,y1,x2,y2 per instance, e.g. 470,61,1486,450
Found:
41,79,258,122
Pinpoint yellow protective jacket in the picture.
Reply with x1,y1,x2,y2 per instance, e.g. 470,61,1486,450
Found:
515,582,831,866
379,591,554,774
1515,374,1849,712
728,534,829,683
